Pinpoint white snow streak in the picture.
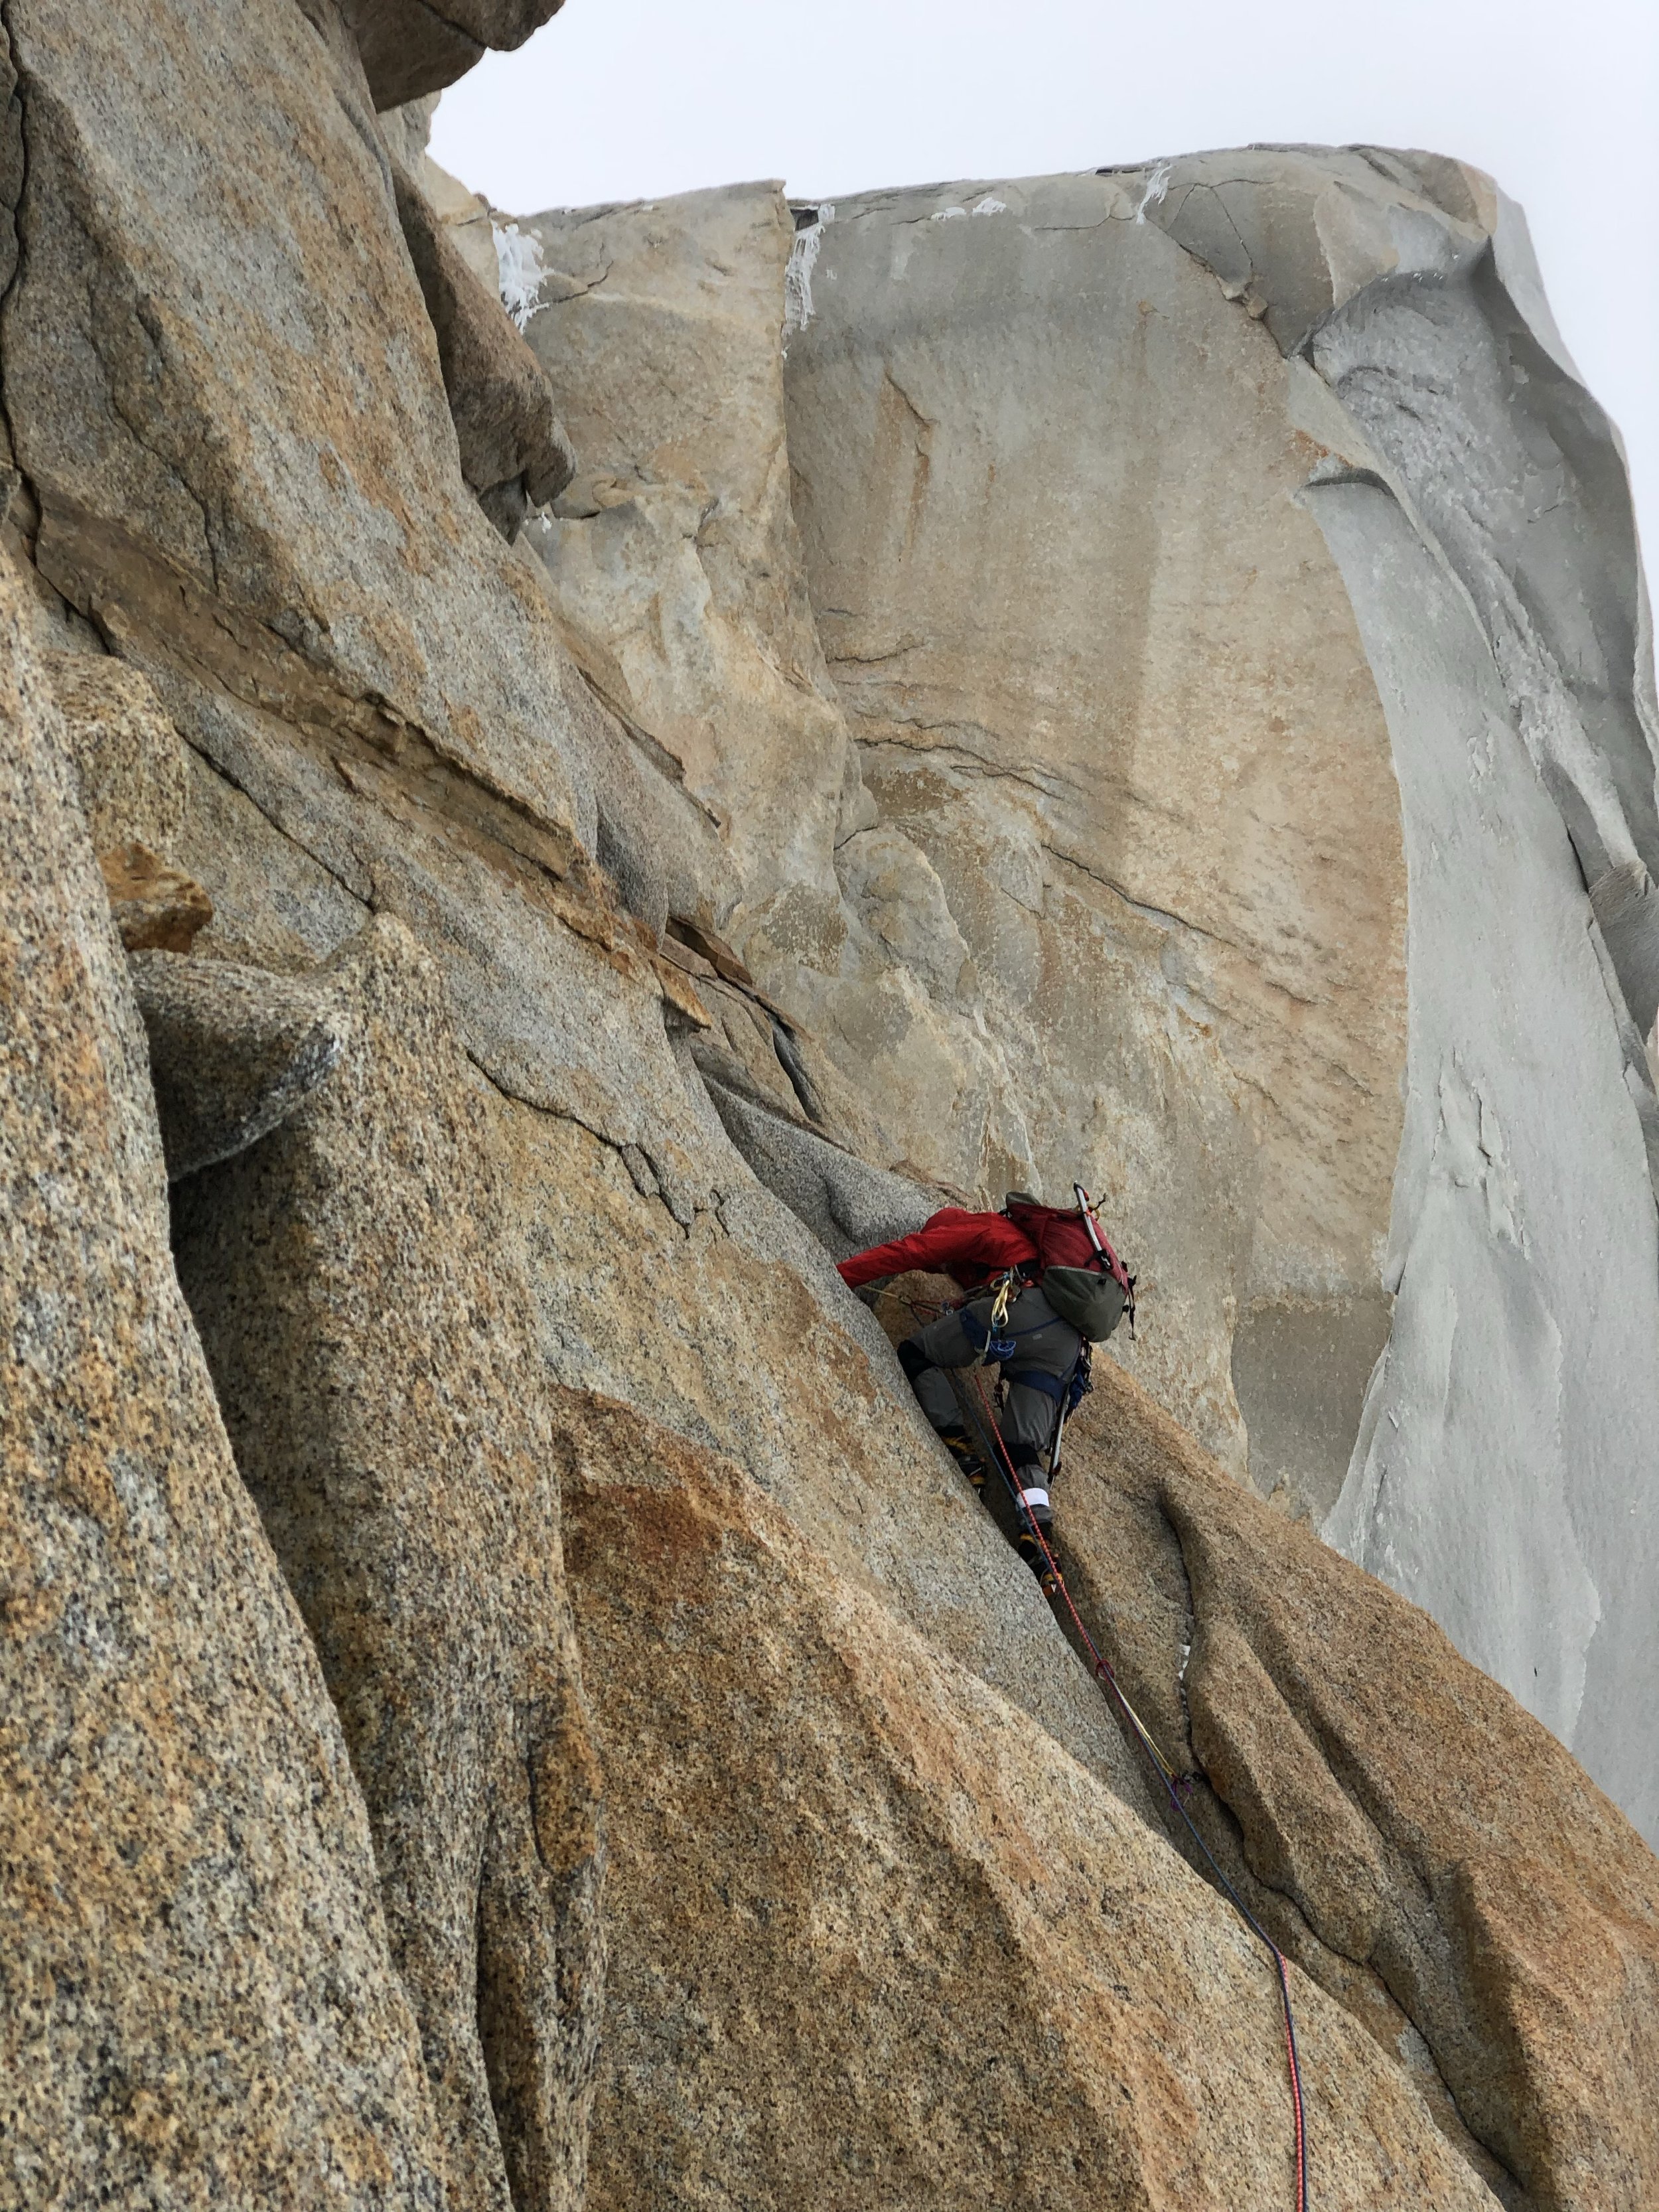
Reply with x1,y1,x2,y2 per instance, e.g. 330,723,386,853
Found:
1133,163,1172,224
784,203,835,340
494,221,549,330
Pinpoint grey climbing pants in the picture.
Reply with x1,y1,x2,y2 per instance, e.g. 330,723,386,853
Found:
901,1282,1082,1495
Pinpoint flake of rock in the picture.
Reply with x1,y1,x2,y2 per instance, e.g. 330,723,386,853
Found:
697,1068,940,1261
171,917,605,2212
657,932,717,981
127,950,351,1179
392,155,575,538
338,0,561,109
669,917,756,988
383,101,500,295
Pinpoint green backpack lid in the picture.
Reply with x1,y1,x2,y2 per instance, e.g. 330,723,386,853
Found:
1041,1265,1127,1343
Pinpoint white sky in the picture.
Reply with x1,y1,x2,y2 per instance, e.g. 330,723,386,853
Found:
433,0,1659,590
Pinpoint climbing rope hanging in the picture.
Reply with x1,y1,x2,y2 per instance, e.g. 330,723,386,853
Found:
961,1365,1311,2212
889,1280,1308,2208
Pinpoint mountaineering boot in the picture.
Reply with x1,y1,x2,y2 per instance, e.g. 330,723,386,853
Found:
1013,1483,1056,1578
940,1428,987,1489
1021,1527,1064,1593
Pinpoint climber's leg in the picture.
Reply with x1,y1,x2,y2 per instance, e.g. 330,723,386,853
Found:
896,1332,987,1483
992,1372,1061,1577
1004,1453,1060,1585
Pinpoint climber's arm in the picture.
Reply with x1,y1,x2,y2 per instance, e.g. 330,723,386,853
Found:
837,1207,1038,1291
835,1209,981,1289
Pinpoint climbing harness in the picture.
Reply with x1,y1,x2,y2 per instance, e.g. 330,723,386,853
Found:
999,1339,1093,1421
960,1365,1310,2212
958,1272,1023,1362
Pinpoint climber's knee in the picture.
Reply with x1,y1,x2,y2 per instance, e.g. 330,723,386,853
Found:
896,1335,932,1385
897,1337,968,1442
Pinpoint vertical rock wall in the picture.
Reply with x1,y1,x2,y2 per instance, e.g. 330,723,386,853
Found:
0,536,447,2205
1311,480,1659,1840
1134,149,1659,1840
2,0,1656,2186
514,179,1034,1193
171,921,606,2212
780,175,1410,1493
517,184,859,944
776,159,1659,1841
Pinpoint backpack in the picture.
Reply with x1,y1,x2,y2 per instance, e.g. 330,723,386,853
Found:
1003,1191,1135,1343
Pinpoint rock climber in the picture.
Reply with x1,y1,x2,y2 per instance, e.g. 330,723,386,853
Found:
837,1195,1133,1577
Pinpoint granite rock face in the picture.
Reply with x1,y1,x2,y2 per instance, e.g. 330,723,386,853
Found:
1135,152,1659,1839
782,173,1408,1481
1051,1354,1659,2212
516,177,1037,1197
559,1386,1498,2212
43,650,190,855
172,919,606,2212
482,1076,1165,1822
0,553,448,2205
339,0,563,109
1,0,1656,2192
518,184,863,951
778,161,1659,1838
3,0,598,866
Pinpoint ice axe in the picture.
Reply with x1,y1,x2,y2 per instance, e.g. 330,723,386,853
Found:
1074,1181,1137,1339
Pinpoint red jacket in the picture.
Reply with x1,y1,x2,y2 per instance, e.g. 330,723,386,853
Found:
836,1207,1039,1292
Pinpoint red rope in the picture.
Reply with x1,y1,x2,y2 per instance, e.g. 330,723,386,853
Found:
966,1368,1309,2212
1281,1962,1308,2209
